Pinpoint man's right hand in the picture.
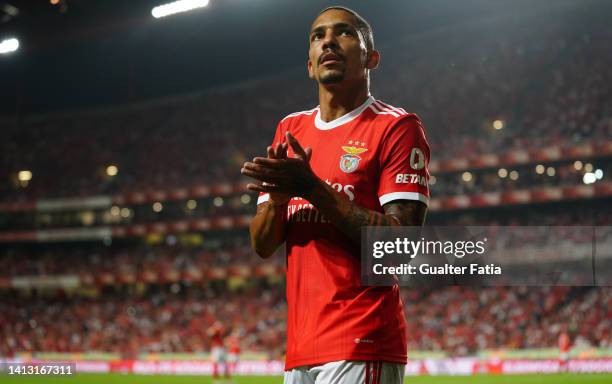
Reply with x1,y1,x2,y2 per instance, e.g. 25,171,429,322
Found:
244,141,290,259
262,142,290,205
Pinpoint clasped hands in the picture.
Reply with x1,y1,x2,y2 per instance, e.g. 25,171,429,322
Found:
241,132,319,204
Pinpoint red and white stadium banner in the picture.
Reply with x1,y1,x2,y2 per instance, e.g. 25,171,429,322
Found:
0,140,610,215
427,140,611,174
1,182,611,243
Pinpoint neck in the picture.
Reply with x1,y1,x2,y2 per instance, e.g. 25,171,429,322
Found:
317,80,370,122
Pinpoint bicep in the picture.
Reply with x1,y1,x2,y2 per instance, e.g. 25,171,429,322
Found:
382,200,427,226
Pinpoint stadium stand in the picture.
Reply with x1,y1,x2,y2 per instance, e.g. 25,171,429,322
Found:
1,2,610,370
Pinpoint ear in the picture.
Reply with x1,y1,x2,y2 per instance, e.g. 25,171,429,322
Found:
366,49,380,70
307,59,315,79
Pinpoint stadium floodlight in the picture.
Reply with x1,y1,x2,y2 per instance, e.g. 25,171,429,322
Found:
17,170,32,181
594,169,603,180
106,165,118,176
186,199,197,210
0,38,19,55
120,208,131,218
573,160,583,170
583,172,596,185
153,202,163,212
151,0,209,19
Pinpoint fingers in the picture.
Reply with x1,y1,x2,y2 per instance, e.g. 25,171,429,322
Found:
304,147,312,162
274,142,288,159
286,132,307,160
252,157,288,168
268,142,288,159
241,162,284,182
241,169,280,184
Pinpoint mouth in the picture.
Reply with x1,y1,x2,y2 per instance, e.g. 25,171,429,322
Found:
319,51,343,66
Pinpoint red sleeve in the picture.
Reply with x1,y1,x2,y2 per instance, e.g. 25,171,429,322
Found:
256,121,286,205
377,114,430,206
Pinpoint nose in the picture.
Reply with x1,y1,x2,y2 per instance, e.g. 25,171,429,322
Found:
321,29,339,51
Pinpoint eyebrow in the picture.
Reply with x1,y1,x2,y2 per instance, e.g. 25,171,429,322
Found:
310,22,356,36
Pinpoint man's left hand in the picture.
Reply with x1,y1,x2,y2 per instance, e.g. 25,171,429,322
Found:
241,132,319,198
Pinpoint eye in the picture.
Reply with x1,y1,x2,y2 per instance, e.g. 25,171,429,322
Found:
340,29,354,37
311,32,323,41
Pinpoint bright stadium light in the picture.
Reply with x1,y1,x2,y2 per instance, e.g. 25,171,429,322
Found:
498,168,508,178
583,172,596,185
106,165,118,176
240,194,251,204
594,169,603,180
573,160,583,170
584,163,594,173
213,196,224,207
492,119,504,130
153,202,163,212
186,199,197,210
17,170,32,181
535,164,545,174
509,170,519,180
0,38,19,55
461,171,472,182
151,0,209,19
110,206,121,216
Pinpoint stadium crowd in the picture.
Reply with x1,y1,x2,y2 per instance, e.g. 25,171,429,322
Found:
0,237,280,279
0,285,609,358
1,1,611,365
1,9,610,201
2,202,610,279
0,285,286,359
404,286,610,355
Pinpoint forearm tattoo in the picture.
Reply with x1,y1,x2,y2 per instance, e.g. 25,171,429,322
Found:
338,201,426,243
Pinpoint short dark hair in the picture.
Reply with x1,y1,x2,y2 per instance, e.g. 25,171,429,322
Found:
318,6,374,53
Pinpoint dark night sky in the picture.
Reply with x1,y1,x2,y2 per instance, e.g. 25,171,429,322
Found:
0,0,605,116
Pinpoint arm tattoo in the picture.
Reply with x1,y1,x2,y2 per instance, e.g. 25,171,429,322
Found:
338,201,427,243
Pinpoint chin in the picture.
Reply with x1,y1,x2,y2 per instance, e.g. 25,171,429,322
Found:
319,71,345,84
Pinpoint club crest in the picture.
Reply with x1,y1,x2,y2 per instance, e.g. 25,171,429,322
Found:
339,145,368,173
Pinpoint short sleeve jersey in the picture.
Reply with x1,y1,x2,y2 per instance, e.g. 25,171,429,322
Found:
257,96,430,370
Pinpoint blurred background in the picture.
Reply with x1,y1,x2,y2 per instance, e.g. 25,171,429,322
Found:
0,0,610,378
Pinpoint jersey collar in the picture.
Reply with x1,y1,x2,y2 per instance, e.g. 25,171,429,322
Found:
314,95,375,130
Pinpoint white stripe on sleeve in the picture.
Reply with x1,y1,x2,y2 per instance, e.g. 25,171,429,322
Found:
379,191,429,206
257,194,270,205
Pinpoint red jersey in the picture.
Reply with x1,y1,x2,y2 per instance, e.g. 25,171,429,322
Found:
559,332,571,353
257,96,430,370
208,325,224,348
228,337,241,354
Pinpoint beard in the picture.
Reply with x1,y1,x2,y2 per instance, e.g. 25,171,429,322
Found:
319,69,344,84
